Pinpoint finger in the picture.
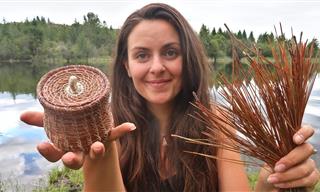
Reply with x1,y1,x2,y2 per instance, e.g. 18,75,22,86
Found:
37,142,64,162
61,151,85,170
108,122,136,141
268,159,316,184
89,141,105,160
273,169,320,189
20,111,44,127
256,164,276,191
274,143,315,172
293,124,314,145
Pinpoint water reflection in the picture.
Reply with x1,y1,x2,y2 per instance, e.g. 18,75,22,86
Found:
304,76,320,148
0,63,319,191
0,62,107,98
0,63,41,98
0,63,106,191
0,93,60,191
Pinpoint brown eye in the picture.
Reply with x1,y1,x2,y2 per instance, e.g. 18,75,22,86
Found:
136,52,149,62
164,49,178,59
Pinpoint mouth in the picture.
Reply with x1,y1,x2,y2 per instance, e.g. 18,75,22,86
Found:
146,79,171,87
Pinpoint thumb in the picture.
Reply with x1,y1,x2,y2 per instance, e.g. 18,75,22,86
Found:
108,122,136,141
20,111,44,127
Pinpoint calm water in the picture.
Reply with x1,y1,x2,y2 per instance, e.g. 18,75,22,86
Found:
0,63,107,191
0,93,58,191
0,63,319,191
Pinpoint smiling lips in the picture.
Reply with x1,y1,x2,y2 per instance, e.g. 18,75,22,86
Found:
146,79,172,88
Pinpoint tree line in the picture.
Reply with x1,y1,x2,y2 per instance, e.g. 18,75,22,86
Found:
199,24,319,67
0,13,318,67
0,13,116,65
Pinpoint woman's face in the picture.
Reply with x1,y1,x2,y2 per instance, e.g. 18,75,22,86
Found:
126,19,183,107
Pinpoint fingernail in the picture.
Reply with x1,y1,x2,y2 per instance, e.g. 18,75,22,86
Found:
37,144,47,155
294,133,304,144
267,176,278,183
129,123,136,131
94,145,102,153
274,164,286,172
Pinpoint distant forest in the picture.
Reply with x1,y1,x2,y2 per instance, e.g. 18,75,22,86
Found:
0,13,116,65
0,12,319,67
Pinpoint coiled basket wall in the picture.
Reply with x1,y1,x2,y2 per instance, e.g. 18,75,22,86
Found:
37,65,113,153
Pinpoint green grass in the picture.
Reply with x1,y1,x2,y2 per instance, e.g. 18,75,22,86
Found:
33,167,83,192
316,183,320,192
37,168,319,192
1,168,319,191
247,172,259,190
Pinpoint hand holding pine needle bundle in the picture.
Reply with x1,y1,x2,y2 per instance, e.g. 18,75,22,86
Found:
174,25,318,192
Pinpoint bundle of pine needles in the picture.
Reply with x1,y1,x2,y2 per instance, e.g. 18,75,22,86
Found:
174,25,318,192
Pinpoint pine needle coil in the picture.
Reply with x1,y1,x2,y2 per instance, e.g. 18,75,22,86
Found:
37,65,113,153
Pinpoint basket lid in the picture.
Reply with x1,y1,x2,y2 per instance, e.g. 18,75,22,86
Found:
37,65,110,112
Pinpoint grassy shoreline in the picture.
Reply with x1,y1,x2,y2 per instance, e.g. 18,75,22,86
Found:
2,166,318,192
36,167,320,191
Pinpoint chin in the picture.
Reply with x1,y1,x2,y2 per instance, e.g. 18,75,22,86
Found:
147,96,173,105
149,99,170,105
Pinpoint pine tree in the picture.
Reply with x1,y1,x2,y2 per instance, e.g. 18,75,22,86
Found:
249,31,255,42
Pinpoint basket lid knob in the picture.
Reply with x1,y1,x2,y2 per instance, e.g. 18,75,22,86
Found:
65,75,84,96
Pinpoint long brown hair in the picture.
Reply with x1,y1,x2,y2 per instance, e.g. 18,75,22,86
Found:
111,3,218,191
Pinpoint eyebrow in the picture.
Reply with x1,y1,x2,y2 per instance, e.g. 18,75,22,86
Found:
130,42,180,51
130,47,148,52
162,42,180,49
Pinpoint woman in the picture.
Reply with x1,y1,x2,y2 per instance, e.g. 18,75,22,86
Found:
21,3,319,191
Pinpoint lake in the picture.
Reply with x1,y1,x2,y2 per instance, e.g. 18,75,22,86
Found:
0,63,319,191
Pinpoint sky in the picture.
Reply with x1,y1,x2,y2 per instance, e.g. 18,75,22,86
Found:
0,0,320,40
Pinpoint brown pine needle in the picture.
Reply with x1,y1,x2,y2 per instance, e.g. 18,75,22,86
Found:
177,25,318,192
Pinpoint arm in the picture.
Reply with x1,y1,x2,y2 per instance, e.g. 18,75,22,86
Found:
217,147,251,191
215,108,251,191
83,141,125,191
82,124,134,191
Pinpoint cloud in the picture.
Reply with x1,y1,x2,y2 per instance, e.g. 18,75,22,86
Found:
0,136,61,189
0,93,42,134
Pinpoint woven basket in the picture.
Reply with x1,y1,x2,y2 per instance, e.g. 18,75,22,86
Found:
37,65,113,153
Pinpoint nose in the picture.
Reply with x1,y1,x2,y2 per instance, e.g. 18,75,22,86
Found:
149,55,165,74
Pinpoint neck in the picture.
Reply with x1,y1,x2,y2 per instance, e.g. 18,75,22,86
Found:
147,102,173,136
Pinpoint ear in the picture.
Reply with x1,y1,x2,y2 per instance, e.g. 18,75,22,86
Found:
124,61,131,77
